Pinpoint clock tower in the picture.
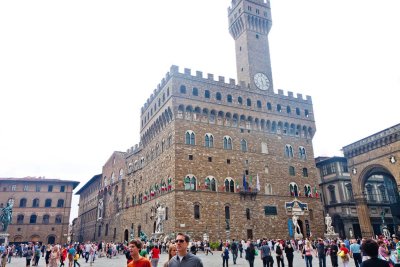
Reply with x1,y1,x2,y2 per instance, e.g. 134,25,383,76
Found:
228,0,273,92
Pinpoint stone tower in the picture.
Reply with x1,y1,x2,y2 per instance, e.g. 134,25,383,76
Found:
228,0,273,92
90,0,324,243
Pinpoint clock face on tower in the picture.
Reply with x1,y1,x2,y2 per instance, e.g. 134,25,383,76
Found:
254,73,270,91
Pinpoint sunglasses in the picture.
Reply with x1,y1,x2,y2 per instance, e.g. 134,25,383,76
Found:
175,239,185,243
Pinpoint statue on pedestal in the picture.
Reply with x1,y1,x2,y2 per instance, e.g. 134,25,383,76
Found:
324,213,339,239
292,214,302,238
155,203,165,234
0,199,14,232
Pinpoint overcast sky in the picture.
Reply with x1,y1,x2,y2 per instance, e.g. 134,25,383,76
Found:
1,0,399,222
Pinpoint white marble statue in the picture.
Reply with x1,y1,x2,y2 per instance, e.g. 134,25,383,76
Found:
292,214,301,235
325,213,336,235
155,204,166,234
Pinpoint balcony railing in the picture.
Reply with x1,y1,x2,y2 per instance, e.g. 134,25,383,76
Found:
239,189,258,200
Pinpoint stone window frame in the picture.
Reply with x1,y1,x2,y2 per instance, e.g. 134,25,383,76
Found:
19,198,27,208
17,214,24,224
192,87,199,96
224,177,235,193
265,183,272,195
302,168,309,177
42,214,50,224
180,85,187,94
45,199,52,208
289,182,299,197
194,203,201,220
204,133,214,148
205,176,217,191
304,184,312,197
241,139,248,152
29,214,37,224
285,144,294,158
298,146,307,160
223,136,233,150
216,92,222,101
289,166,296,176
184,174,197,191
185,130,196,145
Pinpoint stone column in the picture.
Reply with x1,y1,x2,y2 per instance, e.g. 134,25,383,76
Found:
354,195,374,238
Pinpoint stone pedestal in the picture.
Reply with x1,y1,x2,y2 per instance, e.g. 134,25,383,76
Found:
324,233,339,240
294,233,303,240
0,233,10,246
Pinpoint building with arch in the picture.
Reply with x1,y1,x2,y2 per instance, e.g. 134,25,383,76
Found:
73,0,324,242
0,177,79,244
342,123,400,237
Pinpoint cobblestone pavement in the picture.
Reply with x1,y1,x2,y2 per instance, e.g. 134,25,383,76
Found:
8,251,357,267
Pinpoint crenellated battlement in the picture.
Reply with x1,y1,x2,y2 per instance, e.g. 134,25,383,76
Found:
228,0,270,13
126,143,142,156
141,65,312,112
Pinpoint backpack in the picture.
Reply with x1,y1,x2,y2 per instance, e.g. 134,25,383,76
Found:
276,245,282,255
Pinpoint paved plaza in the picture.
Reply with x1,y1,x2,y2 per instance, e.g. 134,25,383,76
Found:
7,250,358,267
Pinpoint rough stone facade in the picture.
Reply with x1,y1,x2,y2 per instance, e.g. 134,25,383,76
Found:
75,0,325,243
0,177,79,244
73,174,102,242
342,123,400,237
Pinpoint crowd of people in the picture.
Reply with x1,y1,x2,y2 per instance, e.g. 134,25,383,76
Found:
1,234,399,267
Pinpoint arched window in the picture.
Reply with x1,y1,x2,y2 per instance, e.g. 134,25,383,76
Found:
246,208,251,220
216,92,222,101
277,104,282,112
57,199,64,208
43,214,50,224
194,204,200,219
32,198,39,208
304,184,312,197
184,175,197,190
185,130,195,145
192,87,198,96
285,144,294,158
205,133,214,148
180,85,187,94
55,215,62,224
296,108,300,115
19,198,27,208
45,199,52,208
224,178,235,193
204,90,210,98
241,139,248,152
299,146,307,160
238,97,243,105
287,106,291,114
30,214,37,224
267,102,272,110
223,136,232,150
302,168,308,177
257,100,262,108
289,183,299,197
17,214,24,224
289,166,295,176
247,98,251,107
227,94,232,103
225,206,230,230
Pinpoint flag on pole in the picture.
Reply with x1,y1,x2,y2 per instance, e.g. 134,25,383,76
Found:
256,173,260,192
242,173,247,191
314,186,319,198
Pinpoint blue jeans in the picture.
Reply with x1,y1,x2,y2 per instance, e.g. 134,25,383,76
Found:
305,255,313,267
318,255,326,267
353,253,362,267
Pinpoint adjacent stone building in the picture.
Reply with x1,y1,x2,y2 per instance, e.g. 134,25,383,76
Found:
74,0,324,243
343,123,400,237
0,177,79,244
73,174,102,242
316,156,397,239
